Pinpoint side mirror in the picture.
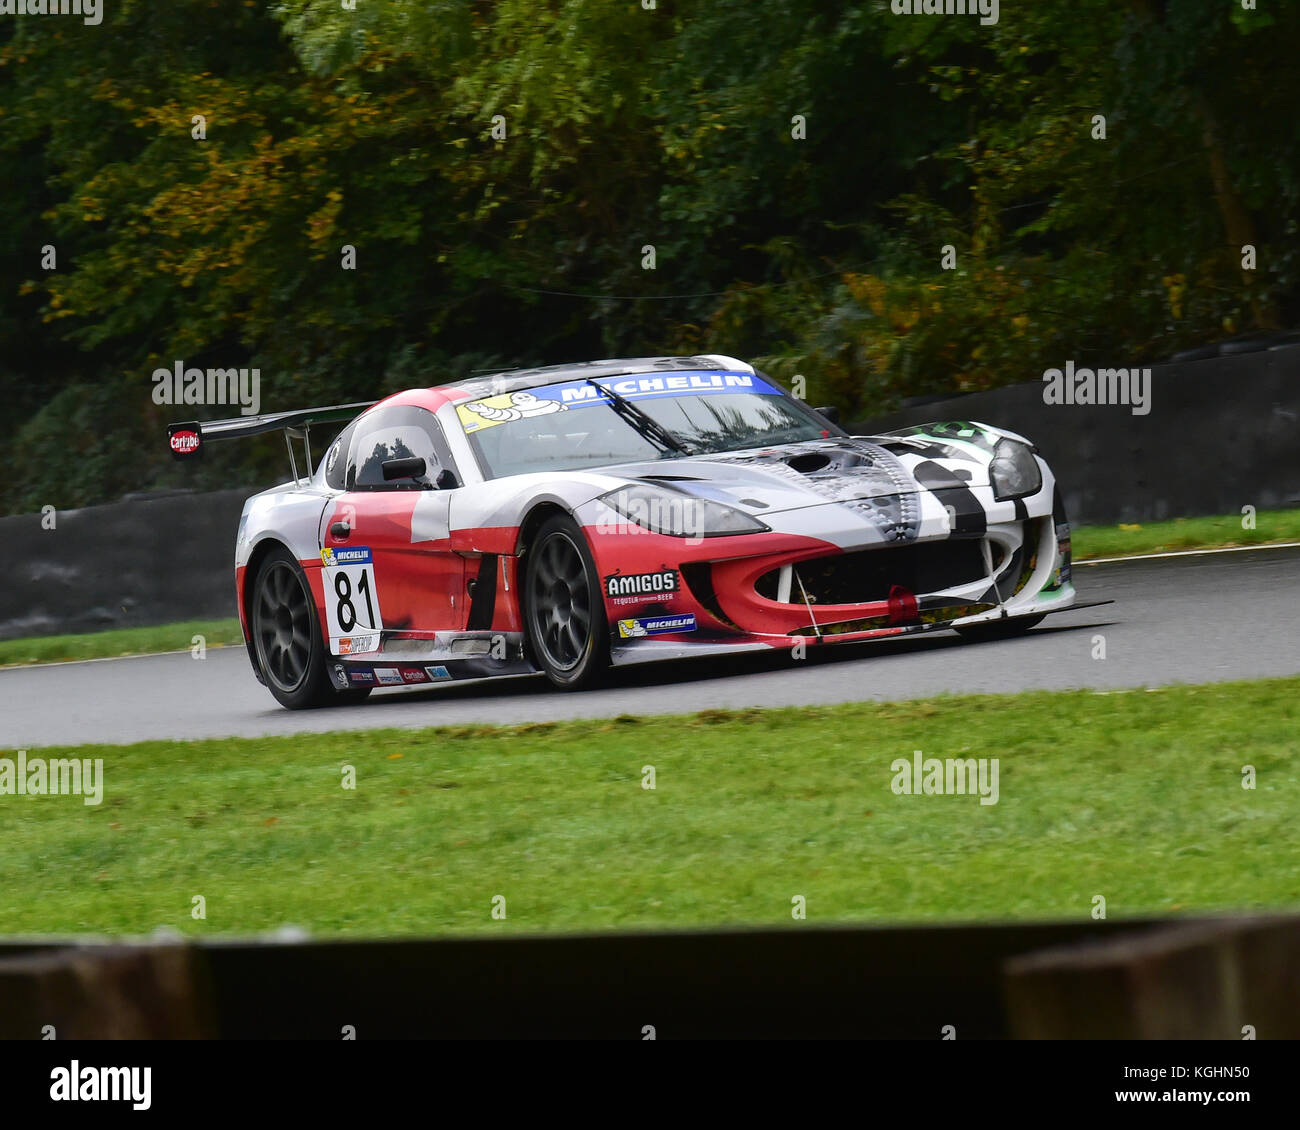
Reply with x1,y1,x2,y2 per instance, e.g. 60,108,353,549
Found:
435,468,460,490
813,405,841,426
382,456,427,481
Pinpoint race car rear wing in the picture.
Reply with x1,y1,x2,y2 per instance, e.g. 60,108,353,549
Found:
167,402,376,485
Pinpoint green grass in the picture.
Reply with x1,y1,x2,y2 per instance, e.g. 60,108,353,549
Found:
3,677,1297,937
1073,507,1300,560
0,618,243,668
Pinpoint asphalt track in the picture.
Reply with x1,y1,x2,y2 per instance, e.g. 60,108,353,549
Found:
3,546,1299,748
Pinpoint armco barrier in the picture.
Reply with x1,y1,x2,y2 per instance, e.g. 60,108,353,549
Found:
1,915,1295,1038
2,488,247,641
855,345,1300,527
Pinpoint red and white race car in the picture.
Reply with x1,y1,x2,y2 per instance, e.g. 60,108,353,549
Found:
168,355,1079,709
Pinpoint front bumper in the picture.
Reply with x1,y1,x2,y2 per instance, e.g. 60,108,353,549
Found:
580,494,1075,664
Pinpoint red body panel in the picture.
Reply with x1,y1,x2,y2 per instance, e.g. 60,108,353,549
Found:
583,525,856,639
322,493,465,637
235,564,249,638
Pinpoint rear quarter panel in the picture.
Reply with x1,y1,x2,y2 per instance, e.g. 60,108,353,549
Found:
235,483,334,642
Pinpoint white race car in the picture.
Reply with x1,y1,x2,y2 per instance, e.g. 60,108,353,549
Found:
168,355,1085,708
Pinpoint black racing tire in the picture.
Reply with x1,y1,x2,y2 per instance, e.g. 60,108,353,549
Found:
251,544,353,709
524,514,610,690
954,613,1046,642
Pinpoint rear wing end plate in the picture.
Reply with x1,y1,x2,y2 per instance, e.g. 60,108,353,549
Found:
167,401,376,484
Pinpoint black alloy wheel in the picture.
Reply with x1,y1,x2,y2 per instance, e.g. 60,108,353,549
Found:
524,515,610,689
251,544,371,708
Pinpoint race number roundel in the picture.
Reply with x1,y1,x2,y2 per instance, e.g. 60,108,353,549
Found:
321,546,384,655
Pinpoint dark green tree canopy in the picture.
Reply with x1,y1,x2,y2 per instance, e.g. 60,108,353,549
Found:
1,0,1294,512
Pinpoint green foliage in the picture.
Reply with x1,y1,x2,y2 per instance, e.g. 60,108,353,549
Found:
1,0,1297,512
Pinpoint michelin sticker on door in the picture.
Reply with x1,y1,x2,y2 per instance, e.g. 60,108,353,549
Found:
322,546,384,655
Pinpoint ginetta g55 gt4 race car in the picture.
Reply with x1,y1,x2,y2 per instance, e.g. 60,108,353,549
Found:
167,355,1082,709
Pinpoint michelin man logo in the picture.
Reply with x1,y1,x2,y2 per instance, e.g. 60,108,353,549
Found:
465,391,568,423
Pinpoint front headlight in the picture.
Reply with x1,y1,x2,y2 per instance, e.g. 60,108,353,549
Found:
989,439,1042,501
598,484,769,538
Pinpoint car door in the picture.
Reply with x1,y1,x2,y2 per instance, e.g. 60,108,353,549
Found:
319,404,465,657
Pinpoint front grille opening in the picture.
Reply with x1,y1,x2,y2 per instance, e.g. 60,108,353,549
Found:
757,540,989,605
680,562,742,630
1013,520,1042,594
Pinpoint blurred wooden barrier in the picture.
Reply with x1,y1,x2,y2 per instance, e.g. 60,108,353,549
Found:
0,915,1295,1038
0,945,213,1040
1003,915,1300,1039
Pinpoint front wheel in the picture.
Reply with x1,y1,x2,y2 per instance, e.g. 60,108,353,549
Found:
954,613,1046,642
524,515,610,690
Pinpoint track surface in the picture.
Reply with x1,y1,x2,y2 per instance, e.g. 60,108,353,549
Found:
4,547,1299,748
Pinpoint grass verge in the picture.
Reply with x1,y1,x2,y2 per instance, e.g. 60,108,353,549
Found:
2,677,1296,937
0,619,243,668
1072,507,1300,560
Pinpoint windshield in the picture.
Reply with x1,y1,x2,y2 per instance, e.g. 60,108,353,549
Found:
456,371,838,478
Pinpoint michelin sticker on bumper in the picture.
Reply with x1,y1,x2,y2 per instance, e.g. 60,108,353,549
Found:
617,614,697,639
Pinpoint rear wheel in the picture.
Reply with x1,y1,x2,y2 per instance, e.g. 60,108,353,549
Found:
524,515,610,690
954,613,1045,642
251,545,370,708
